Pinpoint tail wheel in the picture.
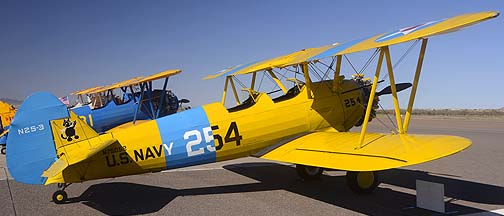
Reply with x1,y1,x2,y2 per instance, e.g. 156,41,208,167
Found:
296,164,323,180
346,171,380,194
52,190,67,204
1,147,5,155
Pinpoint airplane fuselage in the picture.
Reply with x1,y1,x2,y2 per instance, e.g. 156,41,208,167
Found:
48,79,367,184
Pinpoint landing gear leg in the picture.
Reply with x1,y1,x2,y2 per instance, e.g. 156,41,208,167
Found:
345,171,380,194
296,164,323,180
52,183,71,204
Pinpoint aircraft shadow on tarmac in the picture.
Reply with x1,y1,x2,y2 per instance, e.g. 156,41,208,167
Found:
66,163,503,215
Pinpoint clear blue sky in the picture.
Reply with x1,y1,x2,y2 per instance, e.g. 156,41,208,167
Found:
1,0,503,109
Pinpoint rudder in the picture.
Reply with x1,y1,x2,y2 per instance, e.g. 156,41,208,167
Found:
6,92,69,184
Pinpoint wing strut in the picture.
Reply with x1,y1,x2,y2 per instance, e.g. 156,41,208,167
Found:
229,77,241,105
250,72,257,90
301,63,312,99
221,77,229,105
155,76,169,118
383,46,404,134
332,55,342,92
358,38,429,148
357,49,384,149
404,38,428,132
267,69,287,94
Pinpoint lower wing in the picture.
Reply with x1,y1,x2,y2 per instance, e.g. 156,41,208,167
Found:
257,132,471,171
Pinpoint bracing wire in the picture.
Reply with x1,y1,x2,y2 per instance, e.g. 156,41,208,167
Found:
308,63,325,81
359,49,380,75
317,59,336,73
380,39,420,81
378,102,398,132
344,55,359,74
258,71,266,90
233,76,247,89
393,39,420,69
285,66,303,75
374,115,397,134
309,63,333,91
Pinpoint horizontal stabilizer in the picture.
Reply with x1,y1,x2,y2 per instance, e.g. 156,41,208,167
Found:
42,158,68,178
259,132,471,171
43,110,117,180
42,135,116,178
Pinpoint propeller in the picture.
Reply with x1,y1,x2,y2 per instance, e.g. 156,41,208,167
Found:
376,83,412,96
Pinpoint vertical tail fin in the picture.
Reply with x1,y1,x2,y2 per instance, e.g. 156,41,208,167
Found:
7,92,116,185
6,92,69,184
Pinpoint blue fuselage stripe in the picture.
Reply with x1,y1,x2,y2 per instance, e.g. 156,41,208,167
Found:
155,107,216,169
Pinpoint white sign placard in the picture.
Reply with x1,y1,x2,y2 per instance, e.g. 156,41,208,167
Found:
416,180,445,213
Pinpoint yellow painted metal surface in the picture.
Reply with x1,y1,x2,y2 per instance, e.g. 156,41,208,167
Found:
358,50,383,148
202,80,363,161
106,120,149,132
46,111,165,184
260,132,471,171
49,111,117,165
71,86,104,96
332,55,342,92
133,69,181,84
268,69,287,93
383,46,404,133
338,11,499,55
205,11,498,80
0,100,16,127
75,69,181,95
202,45,335,80
40,11,498,185
87,77,144,94
404,39,428,132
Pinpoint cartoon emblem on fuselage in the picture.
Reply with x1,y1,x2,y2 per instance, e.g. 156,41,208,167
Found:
60,119,79,142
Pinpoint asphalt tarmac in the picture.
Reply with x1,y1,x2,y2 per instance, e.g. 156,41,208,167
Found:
1,118,503,216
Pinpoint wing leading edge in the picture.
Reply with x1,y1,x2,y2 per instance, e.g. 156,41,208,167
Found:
204,11,499,80
259,132,471,171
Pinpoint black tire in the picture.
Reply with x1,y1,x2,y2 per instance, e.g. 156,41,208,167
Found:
346,171,380,194
296,164,323,180
52,190,67,204
1,147,5,155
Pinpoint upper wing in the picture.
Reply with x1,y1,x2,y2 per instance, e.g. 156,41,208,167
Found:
204,11,498,80
258,132,471,171
73,69,182,95
202,45,335,80
309,11,498,60
132,69,181,84
71,86,104,96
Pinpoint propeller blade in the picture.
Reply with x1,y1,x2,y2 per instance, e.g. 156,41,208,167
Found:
376,83,412,96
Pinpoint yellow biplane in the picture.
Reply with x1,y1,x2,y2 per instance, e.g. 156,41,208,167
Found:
0,100,16,154
5,11,498,204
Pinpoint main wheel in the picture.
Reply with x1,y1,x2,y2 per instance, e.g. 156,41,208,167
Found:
296,164,323,180
52,190,67,204
1,147,5,155
346,171,380,194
